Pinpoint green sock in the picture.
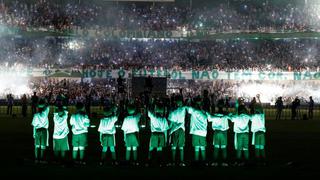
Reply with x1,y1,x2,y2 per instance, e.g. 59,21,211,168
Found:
61,151,66,161
72,150,78,160
244,150,249,160
133,150,138,161
125,150,131,161
54,151,59,161
195,150,199,161
172,149,176,162
101,151,107,161
180,149,184,162
255,148,260,159
236,150,242,160
222,148,227,161
110,147,116,161
200,149,206,161
111,151,116,161
260,149,266,159
213,147,219,162
40,149,45,160
157,150,163,164
79,150,85,161
148,150,152,160
35,148,39,160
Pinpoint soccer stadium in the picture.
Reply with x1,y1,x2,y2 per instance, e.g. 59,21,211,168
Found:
0,0,320,178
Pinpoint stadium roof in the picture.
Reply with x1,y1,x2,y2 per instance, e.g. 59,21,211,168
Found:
0,0,307,5
103,0,175,2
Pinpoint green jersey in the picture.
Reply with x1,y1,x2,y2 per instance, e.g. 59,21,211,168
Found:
187,107,208,137
168,107,186,134
53,111,69,139
148,111,169,133
98,116,118,134
207,113,229,131
121,114,141,134
70,113,90,135
229,114,251,133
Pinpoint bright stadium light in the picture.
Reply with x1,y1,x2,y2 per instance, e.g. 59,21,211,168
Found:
237,81,320,104
182,26,187,32
238,83,285,104
67,40,84,50
0,69,31,98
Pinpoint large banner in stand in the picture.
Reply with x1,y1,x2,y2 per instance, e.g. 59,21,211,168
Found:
81,69,320,81
3,68,320,81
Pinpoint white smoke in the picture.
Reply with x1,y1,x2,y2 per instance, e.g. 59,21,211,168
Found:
0,65,32,98
237,80,320,104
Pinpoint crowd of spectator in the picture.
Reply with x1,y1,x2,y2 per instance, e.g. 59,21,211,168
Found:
1,76,317,107
0,0,320,32
1,0,320,32
1,37,320,71
1,1,320,71
27,78,116,105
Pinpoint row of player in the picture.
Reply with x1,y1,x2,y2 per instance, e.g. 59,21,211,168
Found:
32,97,266,167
